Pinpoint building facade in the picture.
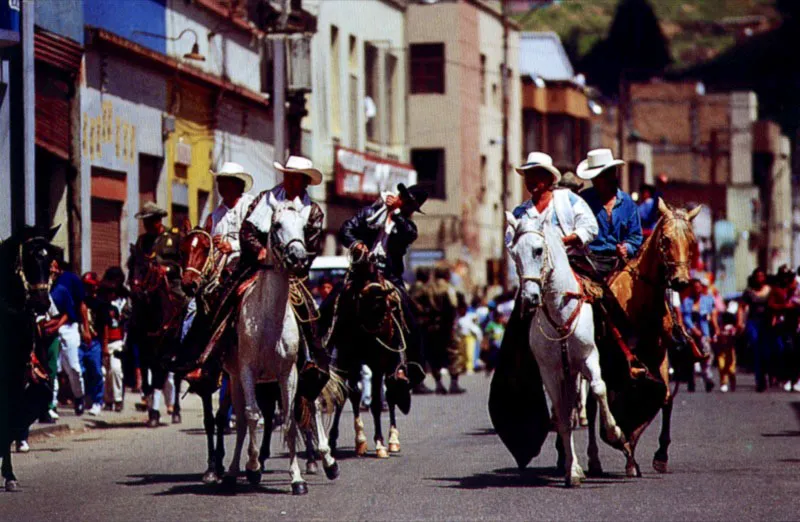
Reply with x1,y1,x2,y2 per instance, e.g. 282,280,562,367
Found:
406,0,521,289
301,0,414,254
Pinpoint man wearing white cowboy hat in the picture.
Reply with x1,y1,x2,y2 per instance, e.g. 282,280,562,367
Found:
227,156,330,402
203,161,255,266
577,148,644,279
510,151,598,257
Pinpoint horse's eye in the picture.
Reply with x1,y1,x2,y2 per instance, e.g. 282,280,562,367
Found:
533,247,543,256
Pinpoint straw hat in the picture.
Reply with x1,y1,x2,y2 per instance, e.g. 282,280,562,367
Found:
212,162,254,193
515,152,562,184
273,155,323,186
576,148,625,180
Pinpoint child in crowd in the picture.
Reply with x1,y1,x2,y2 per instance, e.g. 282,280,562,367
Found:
481,311,506,377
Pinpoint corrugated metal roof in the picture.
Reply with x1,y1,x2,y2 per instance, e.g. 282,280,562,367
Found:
34,27,83,74
519,31,574,82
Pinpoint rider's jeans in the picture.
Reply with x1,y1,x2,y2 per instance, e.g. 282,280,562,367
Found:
58,322,85,400
181,297,197,342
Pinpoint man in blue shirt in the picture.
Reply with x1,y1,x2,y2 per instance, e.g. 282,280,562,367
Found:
577,148,644,280
50,249,90,415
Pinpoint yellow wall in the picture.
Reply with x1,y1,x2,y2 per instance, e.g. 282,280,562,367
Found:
167,79,214,227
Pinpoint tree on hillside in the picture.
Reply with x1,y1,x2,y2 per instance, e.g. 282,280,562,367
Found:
578,0,671,98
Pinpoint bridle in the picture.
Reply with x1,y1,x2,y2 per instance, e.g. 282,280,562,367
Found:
268,206,307,270
16,237,54,295
511,228,551,292
658,214,694,277
183,229,216,280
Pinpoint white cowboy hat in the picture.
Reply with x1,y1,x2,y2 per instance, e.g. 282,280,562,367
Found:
576,148,625,180
212,162,254,193
515,152,562,184
273,155,323,186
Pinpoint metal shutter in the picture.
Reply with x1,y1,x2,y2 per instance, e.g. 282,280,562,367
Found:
91,198,122,276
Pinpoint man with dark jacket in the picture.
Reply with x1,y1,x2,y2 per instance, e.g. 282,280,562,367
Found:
332,184,428,409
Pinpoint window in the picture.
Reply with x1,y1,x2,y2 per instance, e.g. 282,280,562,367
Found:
480,54,486,104
197,189,211,227
174,163,188,180
386,53,398,144
364,43,379,142
410,43,445,94
172,203,189,230
411,148,446,199
330,26,341,136
523,110,542,156
260,40,274,96
548,115,574,169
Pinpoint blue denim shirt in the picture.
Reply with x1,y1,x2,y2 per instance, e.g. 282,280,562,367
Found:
581,187,644,257
682,294,716,338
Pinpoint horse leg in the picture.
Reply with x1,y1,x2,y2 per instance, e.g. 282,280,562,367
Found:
557,381,582,488
171,374,182,424
309,401,340,480
303,430,319,475
371,373,388,459
214,381,232,477
239,366,262,486
201,392,220,484
653,381,678,473
582,349,624,447
223,376,247,490
2,446,19,492
282,367,307,495
329,401,343,456
351,379,368,457
585,394,603,477
255,382,278,472
387,403,400,453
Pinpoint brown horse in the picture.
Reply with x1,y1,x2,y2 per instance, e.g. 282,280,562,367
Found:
584,198,701,478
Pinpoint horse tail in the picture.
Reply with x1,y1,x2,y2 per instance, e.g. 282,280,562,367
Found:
319,370,347,413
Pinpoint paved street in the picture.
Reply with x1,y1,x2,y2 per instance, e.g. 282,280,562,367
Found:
5,373,800,521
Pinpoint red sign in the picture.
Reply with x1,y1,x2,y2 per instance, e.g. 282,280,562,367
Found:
334,146,417,200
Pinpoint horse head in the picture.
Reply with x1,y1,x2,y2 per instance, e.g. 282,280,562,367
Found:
268,192,312,276
505,212,548,316
180,228,214,295
655,198,701,290
13,225,61,315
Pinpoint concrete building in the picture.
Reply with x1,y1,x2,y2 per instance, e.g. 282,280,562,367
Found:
406,0,521,289
300,0,415,255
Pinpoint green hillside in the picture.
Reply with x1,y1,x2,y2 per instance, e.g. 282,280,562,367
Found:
514,0,781,68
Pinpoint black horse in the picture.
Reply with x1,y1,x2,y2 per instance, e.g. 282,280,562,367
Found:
127,244,187,427
1,225,59,492
328,255,411,459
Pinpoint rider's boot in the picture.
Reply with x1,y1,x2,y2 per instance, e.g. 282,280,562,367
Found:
296,318,330,402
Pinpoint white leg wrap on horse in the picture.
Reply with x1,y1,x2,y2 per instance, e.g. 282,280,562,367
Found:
151,389,163,411
590,380,607,398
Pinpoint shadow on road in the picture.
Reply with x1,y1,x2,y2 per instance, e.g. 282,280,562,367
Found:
119,472,297,496
83,419,148,430
761,430,800,438
429,467,630,490
465,428,497,436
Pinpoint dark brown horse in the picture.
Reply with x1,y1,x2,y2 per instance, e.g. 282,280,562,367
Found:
328,254,410,458
1,226,60,492
583,199,701,477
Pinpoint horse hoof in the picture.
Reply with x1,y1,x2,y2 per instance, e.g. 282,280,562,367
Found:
587,462,604,477
245,469,262,485
388,427,400,453
291,481,308,496
652,458,669,474
306,460,319,475
202,470,219,484
324,462,340,481
565,476,582,488
221,475,238,492
5,479,21,492
171,413,182,424
626,463,642,478
355,440,368,457
376,442,390,459
388,442,400,453
259,457,268,473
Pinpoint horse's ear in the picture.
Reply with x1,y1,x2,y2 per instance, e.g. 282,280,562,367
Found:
268,191,279,209
300,203,312,222
657,197,671,215
47,225,61,242
687,204,702,221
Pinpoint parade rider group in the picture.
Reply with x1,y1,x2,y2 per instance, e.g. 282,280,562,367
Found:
135,145,682,414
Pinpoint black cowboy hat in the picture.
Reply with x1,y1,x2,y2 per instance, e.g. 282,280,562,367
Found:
397,183,428,214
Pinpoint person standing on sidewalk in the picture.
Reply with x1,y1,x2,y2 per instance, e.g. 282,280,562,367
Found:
81,272,107,416
50,251,90,415
100,268,128,412
681,278,718,392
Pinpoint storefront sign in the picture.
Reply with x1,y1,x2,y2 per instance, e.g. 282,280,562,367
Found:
335,146,417,200
82,101,137,165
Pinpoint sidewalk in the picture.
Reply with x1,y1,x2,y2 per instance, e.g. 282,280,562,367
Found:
27,383,202,442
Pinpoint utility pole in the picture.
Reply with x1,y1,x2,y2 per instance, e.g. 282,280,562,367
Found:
273,36,286,165
616,69,627,189
22,0,34,226
500,0,509,290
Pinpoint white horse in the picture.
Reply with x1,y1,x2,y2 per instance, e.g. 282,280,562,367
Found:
504,211,625,487
224,193,337,495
